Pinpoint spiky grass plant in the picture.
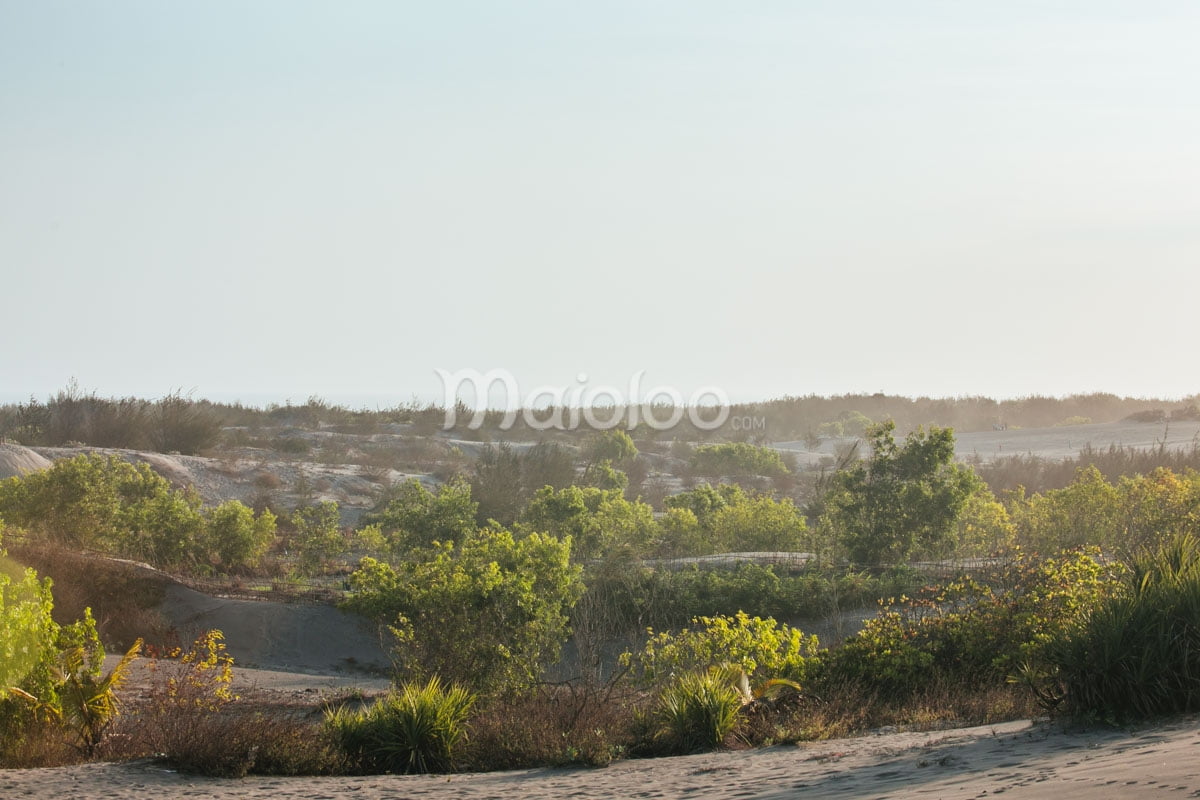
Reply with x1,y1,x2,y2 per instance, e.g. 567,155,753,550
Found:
325,677,475,774
656,669,742,753
1048,534,1200,720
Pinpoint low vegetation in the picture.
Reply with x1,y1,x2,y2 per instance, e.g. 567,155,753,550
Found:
6,386,1200,776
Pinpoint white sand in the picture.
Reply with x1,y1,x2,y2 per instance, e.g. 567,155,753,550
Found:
3,716,1197,799
0,443,51,479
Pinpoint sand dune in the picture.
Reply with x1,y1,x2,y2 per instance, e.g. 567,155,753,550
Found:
0,443,51,479
3,716,1197,799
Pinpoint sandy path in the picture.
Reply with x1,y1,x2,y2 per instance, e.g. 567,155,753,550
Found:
4,717,1198,799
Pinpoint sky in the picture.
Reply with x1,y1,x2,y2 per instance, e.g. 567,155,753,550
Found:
2,1,1198,409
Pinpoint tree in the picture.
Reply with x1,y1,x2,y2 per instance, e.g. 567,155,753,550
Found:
708,495,809,553
362,479,477,555
664,484,747,526
521,485,658,562
660,484,807,556
469,444,523,527
346,527,582,694
582,430,637,490
1011,466,1122,553
290,502,346,574
519,441,577,496
1,526,113,754
826,421,981,565
204,501,276,570
689,442,790,478
583,430,638,467
0,454,209,569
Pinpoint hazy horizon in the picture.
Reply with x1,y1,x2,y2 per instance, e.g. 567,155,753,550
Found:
4,2,1197,403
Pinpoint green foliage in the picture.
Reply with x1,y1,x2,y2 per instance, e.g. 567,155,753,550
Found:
290,502,346,574
708,495,809,553
583,460,629,492
579,562,922,641
0,454,159,550
1114,468,1200,552
664,483,746,525
689,442,790,478
362,479,477,554
1010,466,1200,557
522,485,657,562
1010,466,1123,552
825,422,981,565
656,669,741,753
346,528,583,694
1044,534,1200,720
205,501,276,569
0,562,58,699
584,430,638,466
951,488,1016,558
326,677,475,774
623,611,819,688
658,484,807,557
821,549,1120,699
56,637,141,756
0,454,270,571
0,546,114,757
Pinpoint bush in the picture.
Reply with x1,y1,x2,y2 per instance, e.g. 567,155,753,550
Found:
1045,534,1200,721
623,611,819,688
820,549,1119,699
656,669,741,753
325,677,475,774
689,442,790,478
346,528,582,695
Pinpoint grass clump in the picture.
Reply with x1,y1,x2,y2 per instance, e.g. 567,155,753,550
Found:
1044,534,1200,721
655,669,742,753
325,677,475,774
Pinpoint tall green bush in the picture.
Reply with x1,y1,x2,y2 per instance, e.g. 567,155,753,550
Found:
821,548,1119,699
346,527,582,694
1046,534,1200,720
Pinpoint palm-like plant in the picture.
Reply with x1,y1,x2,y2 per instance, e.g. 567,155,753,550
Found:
57,638,142,756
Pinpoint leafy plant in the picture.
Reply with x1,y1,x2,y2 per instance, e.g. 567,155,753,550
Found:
346,527,582,694
824,421,981,565
623,611,819,688
56,636,142,756
821,548,1120,699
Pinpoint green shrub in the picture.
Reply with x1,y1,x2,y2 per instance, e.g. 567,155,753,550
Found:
689,442,790,478
325,677,475,774
1045,534,1200,721
656,669,741,753
820,549,1119,699
623,611,819,688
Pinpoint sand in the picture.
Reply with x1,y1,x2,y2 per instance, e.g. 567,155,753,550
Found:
0,443,52,480
2,716,1197,799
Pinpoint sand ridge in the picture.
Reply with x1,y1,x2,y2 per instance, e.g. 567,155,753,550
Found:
3,717,1198,799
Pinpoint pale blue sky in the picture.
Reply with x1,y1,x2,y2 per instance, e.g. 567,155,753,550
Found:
3,2,1197,408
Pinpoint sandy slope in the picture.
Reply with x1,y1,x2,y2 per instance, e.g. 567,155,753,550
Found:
158,583,391,675
3,717,1198,799
0,443,52,479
